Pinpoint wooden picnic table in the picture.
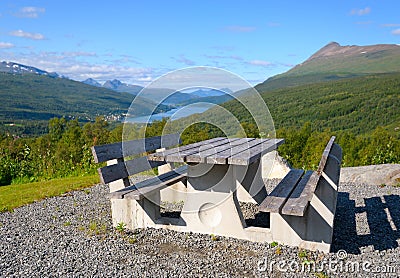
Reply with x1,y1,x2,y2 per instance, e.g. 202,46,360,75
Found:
95,135,341,252
147,137,284,240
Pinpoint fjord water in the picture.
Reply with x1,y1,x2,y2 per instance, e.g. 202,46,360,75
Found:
126,103,213,123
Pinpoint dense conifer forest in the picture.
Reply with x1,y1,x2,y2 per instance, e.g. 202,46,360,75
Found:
1,72,399,186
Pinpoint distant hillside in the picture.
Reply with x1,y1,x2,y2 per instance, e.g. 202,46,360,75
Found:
256,42,400,92
0,73,167,127
174,73,400,135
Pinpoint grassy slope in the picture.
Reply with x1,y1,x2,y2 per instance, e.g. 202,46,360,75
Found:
0,174,99,212
256,48,400,92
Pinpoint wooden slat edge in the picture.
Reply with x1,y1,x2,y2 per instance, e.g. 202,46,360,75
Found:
92,133,181,163
125,172,187,200
92,142,123,163
316,136,336,175
98,162,128,184
281,170,315,216
108,165,188,199
259,169,304,213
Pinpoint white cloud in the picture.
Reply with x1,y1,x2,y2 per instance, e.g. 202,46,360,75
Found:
172,55,195,66
1,50,158,85
392,29,400,35
248,60,273,67
351,7,371,16
0,42,14,49
10,30,45,40
356,21,373,25
62,51,97,57
15,7,45,18
225,26,256,32
381,23,400,27
205,54,243,61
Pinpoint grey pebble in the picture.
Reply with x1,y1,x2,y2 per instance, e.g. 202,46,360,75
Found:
0,178,399,277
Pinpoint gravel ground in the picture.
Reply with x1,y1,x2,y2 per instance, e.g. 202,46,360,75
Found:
1,178,399,278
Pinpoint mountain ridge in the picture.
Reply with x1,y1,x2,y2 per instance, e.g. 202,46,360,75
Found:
256,42,400,92
0,61,62,78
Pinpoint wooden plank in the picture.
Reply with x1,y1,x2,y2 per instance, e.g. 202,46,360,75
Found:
91,133,181,163
185,138,247,163
109,165,188,199
228,138,285,165
281,170,316,216
147,137,226,162
125,172,187,200
316,136,336,175
98,156,166,184
162,138,235,163
205,138,262,164
259,169,304,213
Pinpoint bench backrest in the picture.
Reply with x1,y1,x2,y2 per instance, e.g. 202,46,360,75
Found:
280,136,342,216
312,136,342,215
91,134,181,184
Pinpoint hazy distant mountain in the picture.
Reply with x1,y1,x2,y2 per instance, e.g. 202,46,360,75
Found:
102,79,143,94
0,61,61,78
256,42,400,92
103,79,124,90
82,78,102,87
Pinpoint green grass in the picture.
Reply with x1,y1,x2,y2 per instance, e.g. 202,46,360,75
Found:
0,174,99,212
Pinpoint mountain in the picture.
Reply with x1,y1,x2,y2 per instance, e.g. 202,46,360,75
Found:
0,72,168,129
103,79,124,90
256,42,400,92
102,79,143,95
82,78,102,87
0,61,61,78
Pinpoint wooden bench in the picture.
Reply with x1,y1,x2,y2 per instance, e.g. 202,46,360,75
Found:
91,134,188,229
259,136,342,252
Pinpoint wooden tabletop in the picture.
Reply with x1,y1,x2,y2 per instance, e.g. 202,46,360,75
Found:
148,137,284,166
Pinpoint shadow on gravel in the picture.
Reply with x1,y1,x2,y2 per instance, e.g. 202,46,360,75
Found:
332,192,400,254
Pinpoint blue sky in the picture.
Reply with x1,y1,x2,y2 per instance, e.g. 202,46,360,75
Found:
1,1,400,86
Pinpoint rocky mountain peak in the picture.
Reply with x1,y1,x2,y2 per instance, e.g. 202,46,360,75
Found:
0,61,61,78
306,42,400,62
82,78,101,87
103,79,123,90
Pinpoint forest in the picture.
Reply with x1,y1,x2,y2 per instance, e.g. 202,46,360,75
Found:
1,72,399,186
1,116,399,186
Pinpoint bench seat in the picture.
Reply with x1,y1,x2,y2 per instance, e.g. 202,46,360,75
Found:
259,169,304,213
109,165,188,200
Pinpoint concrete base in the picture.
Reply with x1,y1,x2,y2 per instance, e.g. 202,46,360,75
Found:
157,158,187,203
110,160,275,243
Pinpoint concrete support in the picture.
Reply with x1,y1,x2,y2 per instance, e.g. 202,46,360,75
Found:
262,150,291,180
157,148,187,203
111,191,161,230
107,159,130,193
234,159,267,204
180,163,248,239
